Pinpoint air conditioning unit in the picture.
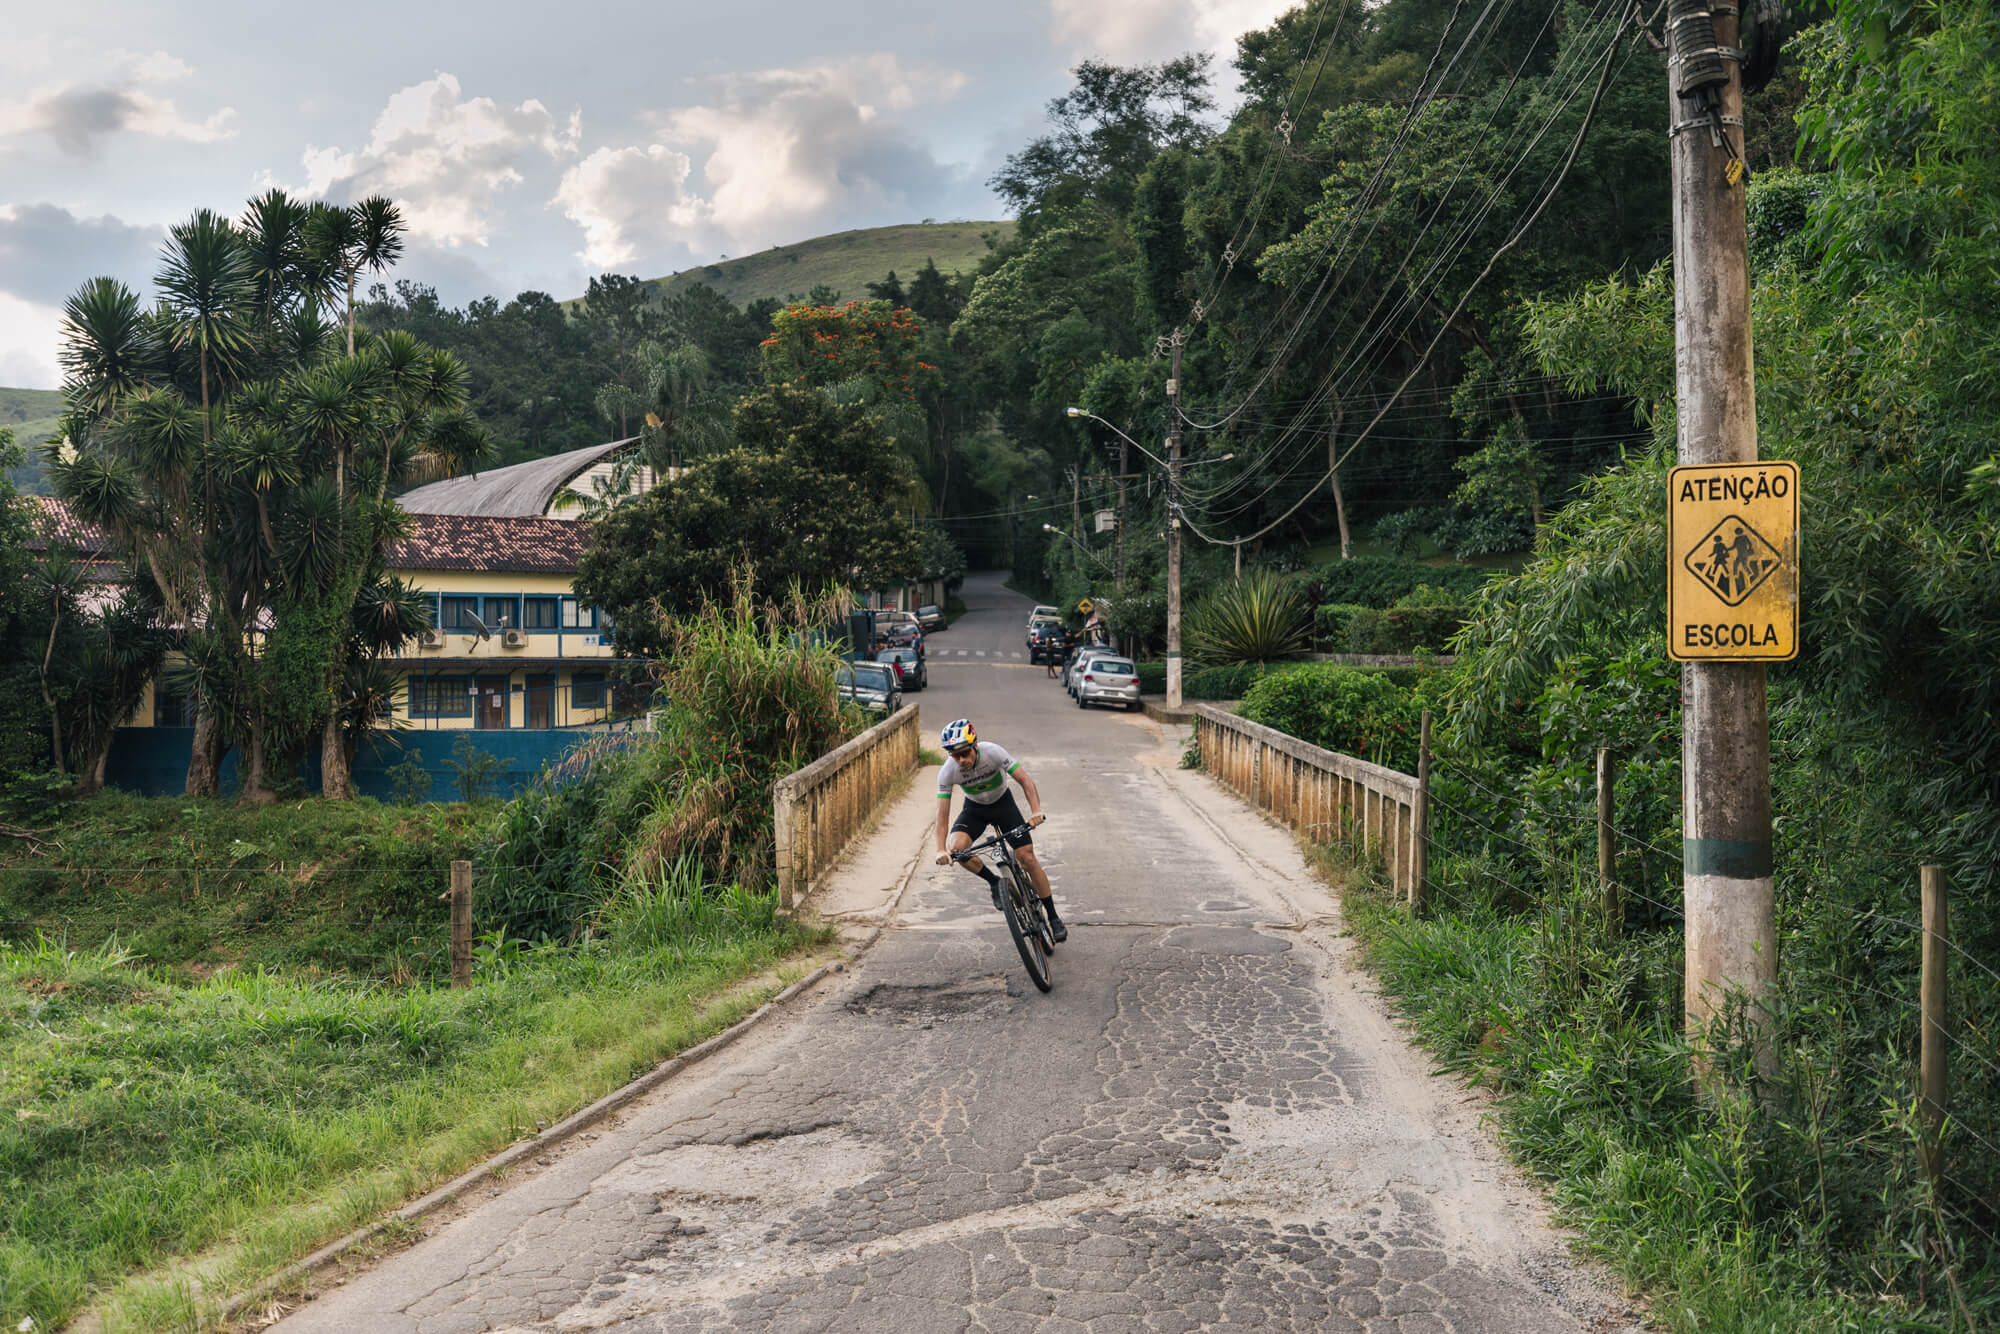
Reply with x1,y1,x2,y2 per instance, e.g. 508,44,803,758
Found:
418,628,445,649
501,628,527,649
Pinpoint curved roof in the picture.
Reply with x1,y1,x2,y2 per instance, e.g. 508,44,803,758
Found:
397,438,638,518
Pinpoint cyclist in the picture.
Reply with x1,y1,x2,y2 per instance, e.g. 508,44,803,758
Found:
933,718,1067,943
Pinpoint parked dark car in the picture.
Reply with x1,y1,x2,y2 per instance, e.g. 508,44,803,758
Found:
916,604,947,632
1027,621,1067,664
874,647,927,690
837,660,901,714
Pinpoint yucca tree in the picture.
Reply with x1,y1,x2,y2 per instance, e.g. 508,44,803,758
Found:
1185,569,1311,666
51,191,487,802
309,196,405,355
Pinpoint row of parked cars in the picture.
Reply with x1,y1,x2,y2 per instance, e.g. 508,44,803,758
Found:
1024,606,1141,711
836,604,950,714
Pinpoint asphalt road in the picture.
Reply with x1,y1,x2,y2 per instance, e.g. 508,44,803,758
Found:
272,571,1637,1334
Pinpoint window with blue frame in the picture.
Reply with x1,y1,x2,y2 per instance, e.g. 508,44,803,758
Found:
411,675,473,717
561,598,597,630
524,596,559,630
571,672,607,709
483,595,519,629
439,596,480,631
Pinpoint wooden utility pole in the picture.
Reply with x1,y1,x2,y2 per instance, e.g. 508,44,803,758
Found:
1327,399,1351,560
1668,0,1776,1050
1116,435,1130,591
1411,711,1432,914
1919,865,1948,1182
1165,332,1186,709
449,859,473,989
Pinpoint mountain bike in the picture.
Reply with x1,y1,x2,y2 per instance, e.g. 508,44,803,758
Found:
952,826,1055,993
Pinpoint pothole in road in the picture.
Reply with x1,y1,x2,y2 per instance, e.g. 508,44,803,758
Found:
845,974,1011,1023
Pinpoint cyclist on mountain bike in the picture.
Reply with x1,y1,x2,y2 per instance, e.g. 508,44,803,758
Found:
933,718,1067,943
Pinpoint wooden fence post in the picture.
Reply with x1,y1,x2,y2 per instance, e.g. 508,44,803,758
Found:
1410,711,1431,913
449,860,473,989
1598,749,1620,939
1920,864,1948,1183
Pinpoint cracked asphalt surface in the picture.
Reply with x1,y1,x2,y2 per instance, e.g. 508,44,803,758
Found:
271,572,1638,1334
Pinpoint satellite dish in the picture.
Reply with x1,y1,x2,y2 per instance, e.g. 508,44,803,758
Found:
466,611,492,641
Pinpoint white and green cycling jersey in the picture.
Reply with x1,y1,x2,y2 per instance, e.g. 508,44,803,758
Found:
936,742,1019,805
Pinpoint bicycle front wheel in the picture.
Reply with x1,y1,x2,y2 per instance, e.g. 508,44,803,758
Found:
1001,863,1053,993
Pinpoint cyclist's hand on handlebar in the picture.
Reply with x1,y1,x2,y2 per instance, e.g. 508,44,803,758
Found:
937,849,953,865
1029,813,1046,829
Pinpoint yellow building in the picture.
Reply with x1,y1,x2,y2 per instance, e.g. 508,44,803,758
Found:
383,512,634,731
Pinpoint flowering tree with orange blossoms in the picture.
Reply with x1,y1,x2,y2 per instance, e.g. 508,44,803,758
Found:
758,300,941,403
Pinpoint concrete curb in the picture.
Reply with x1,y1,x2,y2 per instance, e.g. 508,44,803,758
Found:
216,957,848,1322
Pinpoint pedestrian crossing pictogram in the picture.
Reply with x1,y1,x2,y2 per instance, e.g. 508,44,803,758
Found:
1682,516,1781,607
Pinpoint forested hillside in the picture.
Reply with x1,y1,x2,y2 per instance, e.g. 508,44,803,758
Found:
0,387,62,493
644,221,1013,309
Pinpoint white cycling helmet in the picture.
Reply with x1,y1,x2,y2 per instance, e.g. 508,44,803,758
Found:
939,718,976,750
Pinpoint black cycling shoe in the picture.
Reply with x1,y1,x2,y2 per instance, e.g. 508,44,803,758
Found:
988,880,1004,911
1043,906,1068,943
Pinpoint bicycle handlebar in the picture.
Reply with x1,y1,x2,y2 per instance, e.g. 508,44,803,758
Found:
949,825,1033,861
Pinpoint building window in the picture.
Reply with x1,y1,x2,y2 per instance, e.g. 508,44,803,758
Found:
154,685,189,727
524,597,559,630
411,675,473,718
561,598,596,630
440,596,480,631
483,596,519,630
570,672,607,709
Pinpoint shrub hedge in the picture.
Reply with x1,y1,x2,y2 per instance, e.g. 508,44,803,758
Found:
1307,555,1491,609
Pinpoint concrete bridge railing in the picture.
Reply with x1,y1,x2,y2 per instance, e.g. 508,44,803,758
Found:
772,704,921,908
1194,703,1421,895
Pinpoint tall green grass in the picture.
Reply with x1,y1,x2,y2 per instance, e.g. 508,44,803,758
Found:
0,876,824,1332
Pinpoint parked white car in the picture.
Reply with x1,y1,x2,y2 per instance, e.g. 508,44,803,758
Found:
1026,604,1059,629
1073,655,1142,711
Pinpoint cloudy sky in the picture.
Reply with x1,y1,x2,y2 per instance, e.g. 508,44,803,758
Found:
0,0,1296,389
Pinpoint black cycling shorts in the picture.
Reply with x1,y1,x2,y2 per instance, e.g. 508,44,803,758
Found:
951,792,1033,848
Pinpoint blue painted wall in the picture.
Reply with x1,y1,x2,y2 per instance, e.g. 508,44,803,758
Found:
104,726,639,802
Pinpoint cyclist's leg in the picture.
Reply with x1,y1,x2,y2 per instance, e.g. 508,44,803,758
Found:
1013,841,1054,897
947,828,979,874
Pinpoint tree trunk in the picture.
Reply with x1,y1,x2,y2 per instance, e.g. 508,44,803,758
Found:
40,606,65,778
240,716,277,806
186,705,223,797
321,711,352,800
346,268,358,357
1328,400,1351,559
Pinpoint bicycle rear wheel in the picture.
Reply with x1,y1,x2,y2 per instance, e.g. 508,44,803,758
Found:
1001,862,1053,993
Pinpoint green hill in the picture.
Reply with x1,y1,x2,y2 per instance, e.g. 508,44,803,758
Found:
646,221,1015,308
2,386,64,494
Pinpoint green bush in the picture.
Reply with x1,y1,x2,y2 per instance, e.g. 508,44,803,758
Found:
1181,660,1317,701
1339,586,1470,654
1135,661,1166,695
1237,664,1428,772
1314,602,1372,647
1309,555,1490,608
487,583,852,942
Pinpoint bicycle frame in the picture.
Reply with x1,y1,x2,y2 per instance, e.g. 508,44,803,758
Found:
950,824,1054,992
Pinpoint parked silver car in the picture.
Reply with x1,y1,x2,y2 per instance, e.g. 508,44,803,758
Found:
1074,655,1141,711
916,603,947,632
1062,642,1111,693
837,660,901,714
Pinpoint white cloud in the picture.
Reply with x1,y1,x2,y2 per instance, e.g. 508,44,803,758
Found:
1048,0,1298,63
0,291,64,390
298,73,580,248
554,54,971,269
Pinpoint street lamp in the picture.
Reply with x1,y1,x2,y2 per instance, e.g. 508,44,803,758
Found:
1066,398,1233,709
1042,523,1114,572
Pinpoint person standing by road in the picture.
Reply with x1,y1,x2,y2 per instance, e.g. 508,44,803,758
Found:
933,718,1067,942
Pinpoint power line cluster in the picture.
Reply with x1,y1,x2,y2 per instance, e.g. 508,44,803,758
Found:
1149,0,1649,550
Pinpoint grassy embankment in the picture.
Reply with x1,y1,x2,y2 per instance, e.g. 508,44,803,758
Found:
0,794,829,1332
645,221,1014,309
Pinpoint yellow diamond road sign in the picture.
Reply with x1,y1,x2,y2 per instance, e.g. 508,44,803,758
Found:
1668,461,1799,661
1077,598,1094,614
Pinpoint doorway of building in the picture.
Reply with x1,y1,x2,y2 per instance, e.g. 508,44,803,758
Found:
525,674,554,729
475,676,509,730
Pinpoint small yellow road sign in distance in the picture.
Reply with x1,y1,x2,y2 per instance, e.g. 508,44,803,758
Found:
1668,461,1799,661
1077,598,1094,614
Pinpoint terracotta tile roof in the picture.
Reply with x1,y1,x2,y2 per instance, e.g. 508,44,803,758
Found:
26,497,118,556
384,513,591,574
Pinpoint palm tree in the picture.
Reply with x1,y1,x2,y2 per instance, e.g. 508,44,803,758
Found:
58,278,164,419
